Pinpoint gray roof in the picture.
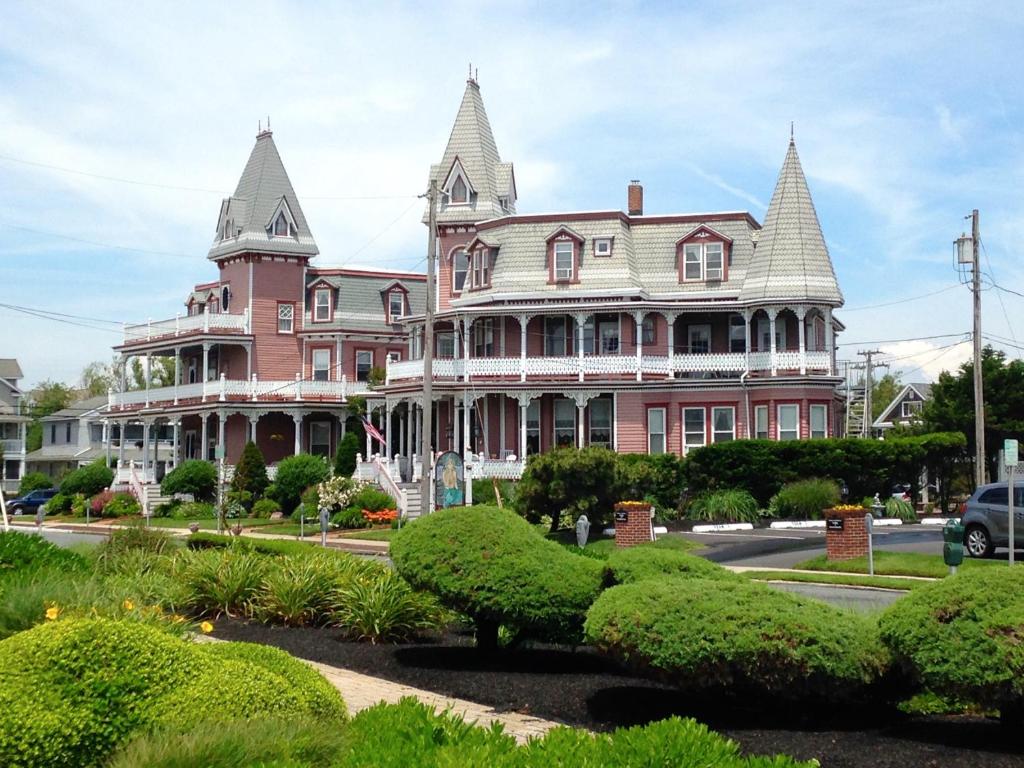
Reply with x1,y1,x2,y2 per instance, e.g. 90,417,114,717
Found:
0,359,23,380
304,269,427,333
425,79,515,225
740,140,843,304
41,395,107,421
207,131,318,261
873,382,933,428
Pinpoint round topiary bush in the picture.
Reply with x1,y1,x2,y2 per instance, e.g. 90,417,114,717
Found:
59,460,114,498
272,454,331,514
584,577,889,705
603,547,738,586
0,618,346,768
160,460,218,502
391,505,604,648
878,567,1024,722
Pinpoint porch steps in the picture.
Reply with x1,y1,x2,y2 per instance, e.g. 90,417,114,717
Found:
397,482,423,520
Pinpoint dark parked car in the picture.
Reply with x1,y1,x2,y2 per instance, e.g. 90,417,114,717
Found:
5,488,57,516
960,482,1024,558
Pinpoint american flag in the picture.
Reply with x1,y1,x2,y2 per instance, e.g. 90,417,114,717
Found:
361,415,386,447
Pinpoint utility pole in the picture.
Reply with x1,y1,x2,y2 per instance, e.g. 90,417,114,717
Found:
419,180,438,512
970,210,986,486
855,350,887,439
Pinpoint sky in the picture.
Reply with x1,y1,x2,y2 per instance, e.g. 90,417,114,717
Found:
1,1,1023,391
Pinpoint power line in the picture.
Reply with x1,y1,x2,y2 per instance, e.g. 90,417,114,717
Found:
980,239,1018,345
841,283,962,312
838,331,968,346
0,221,202,260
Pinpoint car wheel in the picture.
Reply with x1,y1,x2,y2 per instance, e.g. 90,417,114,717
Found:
8,504,23,515
965,525,994,558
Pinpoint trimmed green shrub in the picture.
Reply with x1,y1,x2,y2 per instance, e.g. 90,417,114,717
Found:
615,452,686,513
352,485,396,512
43,491,72,515
231,441,269,501
391,505,604,648
0,531,86,580
471,478,518,508
878,567,1024,719
885,497,917,522
768,478,840,519
160,460,217,502
17,472,52,496
94,525,173,568
515,447,621,532
332,506,371,529
102,492,140,518
169,501,215,519
251,497,281,518
585,577,889,705
331,567,445,643
604,547,737,585
334,430,360,477
686,489,760,523
59,459,114,497
108,718,348,768
187,532,329,558
272,453,331,514
0,618,346,767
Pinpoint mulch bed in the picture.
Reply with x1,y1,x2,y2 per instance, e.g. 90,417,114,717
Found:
212,620,1024,768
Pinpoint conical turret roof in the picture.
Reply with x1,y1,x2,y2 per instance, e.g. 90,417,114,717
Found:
208,130,318,261
741,140,842,304
425,77,515,225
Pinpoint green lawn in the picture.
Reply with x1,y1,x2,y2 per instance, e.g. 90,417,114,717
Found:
137,517,280,531
340,528,396,542
742,569,925,592
795,551,1011,579
560,532,698,559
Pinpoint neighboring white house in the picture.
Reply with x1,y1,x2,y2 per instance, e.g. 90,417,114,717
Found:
873,382,931,435
0,359,28,494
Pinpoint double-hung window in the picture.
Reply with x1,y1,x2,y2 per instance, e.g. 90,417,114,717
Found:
471,249,490,288
598,314,620,354
312,349,330,382
647,407,666,454
688,325,711,354
682,407,706,454
526,401,540,455
778,404,799,441
683,244,702,280
473,318,494,357
452,249,468,293
355,350,373,382
554,398,575,447
711,407,735,443
901,400,922,418
553,241,574,281
682,241,725,281
314,288,331,322
589,398,612,448
309,422,331,457
809,404,827,439
754,405,769,439
641,316,656,345
388,291,404,321
729,314,746,353
704,243,724,280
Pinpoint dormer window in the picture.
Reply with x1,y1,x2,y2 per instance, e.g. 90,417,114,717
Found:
222,220,233,241
450,175,468,204
594,238,612,257
273,213,289,237
470,248,490,289
678,227,730,283
554,241,574,281
388,291,405,321
314,287,332,322
452,249,469,293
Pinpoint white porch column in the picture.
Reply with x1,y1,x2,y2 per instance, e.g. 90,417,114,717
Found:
634,311,644,382
172,421,180,467
385,400,393,459
173,348,181,405
453,397,461,454
200,415,208,461
462,394,471,461
744,309,752,370
201,343,211,401
516,394,532,460
499,394,506,456
144,353,151,407
767,307,779,376
117,421,126,466
518,314,529,383
573,392,593,449
575,313,590,383
796,306,807,375
217,411,226,460
400,405,408,458
665,312,677,376
292,412,303,456
141,421,150,479
248,414,259,443
104,422,112,467
824,307,835,375
365,412,372,458
246,343,253,380
462,317,473,383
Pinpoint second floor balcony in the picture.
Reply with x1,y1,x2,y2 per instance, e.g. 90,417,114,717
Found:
0,438,26,456
122,307,250,346
108,373,372,411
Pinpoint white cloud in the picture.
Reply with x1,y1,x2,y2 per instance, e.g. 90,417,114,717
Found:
879,340,973,382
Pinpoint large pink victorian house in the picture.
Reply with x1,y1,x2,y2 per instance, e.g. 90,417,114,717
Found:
383,76,844,475
105,129,425,495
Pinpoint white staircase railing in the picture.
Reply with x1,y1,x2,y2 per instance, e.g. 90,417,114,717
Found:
372,456,408,520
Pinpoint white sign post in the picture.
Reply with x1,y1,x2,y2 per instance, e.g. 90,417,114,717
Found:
0,490,9,533
1006,439,1018,567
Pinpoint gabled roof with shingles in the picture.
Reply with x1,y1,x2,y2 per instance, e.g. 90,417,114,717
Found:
0,359,23,381
41,395,108,422
303,268,427,333
740,140,842,304
425,79,515,225
207,131,318,261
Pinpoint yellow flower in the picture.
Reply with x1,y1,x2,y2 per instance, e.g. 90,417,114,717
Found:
45,605,60,621
200,621,214,634
171,614,186,624
123,599,134,612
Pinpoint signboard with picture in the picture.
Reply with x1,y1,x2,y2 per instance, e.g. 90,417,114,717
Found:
434,451,465,509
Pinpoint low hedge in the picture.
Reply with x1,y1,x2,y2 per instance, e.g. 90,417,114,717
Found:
0,618,346,768
686,489,760,523
603,547,737,586
878,567,1024,721
585,577,889,705
391,505,604,648
0,531,87,580
187,532,333,558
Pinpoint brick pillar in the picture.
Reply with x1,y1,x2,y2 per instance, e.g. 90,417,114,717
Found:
825,507,869,561
614,503,654,548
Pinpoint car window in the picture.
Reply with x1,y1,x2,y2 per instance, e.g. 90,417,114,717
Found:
979,488,1009,505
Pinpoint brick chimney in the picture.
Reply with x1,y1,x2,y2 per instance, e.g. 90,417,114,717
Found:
628,180,643,216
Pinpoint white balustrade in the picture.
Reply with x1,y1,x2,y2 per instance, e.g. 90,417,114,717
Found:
747,352,772,371
110,376,370,409
0,439,25,455
123,310,249,344
671,352,747,374
774,351,803,370
804,350,830,370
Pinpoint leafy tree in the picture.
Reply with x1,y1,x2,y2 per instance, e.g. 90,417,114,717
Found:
60,460,114,497
25,381,75,452
271,454,330,515
80,360,115,398
515,447,621,533
161,460,218,502
231,441,269,501
334,432,360,477
130,357,176,390
18,472,53,495
921,346,1024,485
871,372,903,421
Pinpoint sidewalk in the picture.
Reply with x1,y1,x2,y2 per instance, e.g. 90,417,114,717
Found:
724,564,938,581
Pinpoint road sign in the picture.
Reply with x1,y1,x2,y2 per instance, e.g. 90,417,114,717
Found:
215,445,226,460
1006,439,1018,468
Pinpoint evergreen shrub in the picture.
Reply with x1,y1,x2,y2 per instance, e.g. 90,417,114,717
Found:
160,460,217,502
334,431,360,477
603,547,738,586
391,505,604,648
59,459,114,497
515,447,621,532
252,498,281,518
272,454,330,514
230,441,269,501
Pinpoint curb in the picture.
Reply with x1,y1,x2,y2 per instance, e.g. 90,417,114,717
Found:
691,523,754,533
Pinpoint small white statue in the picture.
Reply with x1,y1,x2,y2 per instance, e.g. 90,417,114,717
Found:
576,514,591,548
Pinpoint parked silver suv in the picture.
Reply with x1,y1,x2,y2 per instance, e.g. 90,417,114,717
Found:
960,482,1024,558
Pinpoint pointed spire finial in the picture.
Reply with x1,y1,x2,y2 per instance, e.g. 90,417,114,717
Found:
267,115,271,130
790,121,795,144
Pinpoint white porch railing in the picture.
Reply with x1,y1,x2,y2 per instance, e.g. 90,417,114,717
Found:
0,439,25,455
469,455,525,480
109,374,371,409
123,307,250,344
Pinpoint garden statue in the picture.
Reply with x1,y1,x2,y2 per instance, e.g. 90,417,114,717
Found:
576,514,590,548
434,452,465,508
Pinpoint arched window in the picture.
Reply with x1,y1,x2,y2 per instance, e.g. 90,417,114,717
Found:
450,175,468,204
221,286,230,312
273,213,289,237
452,249,468,292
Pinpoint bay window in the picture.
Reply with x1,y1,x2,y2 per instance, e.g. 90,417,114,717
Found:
682,407,706,454
647,407,666,454
778,404,799,441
